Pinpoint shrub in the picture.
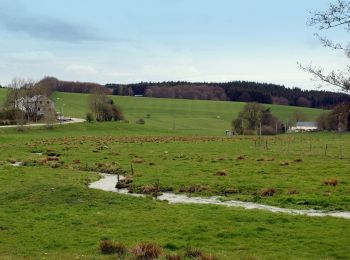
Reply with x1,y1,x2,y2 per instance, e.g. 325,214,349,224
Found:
260,188,276,197
99,240,115,254
131,243,162,259
86,112,94,122
136,118,145,125
322,179,338,187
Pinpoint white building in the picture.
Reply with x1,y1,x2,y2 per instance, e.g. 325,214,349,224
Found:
289,121,318,132
15,95,55,116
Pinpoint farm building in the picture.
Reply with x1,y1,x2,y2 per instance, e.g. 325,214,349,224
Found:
15,95,55,117
289,121,318,132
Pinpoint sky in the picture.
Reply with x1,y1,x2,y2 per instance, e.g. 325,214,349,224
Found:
0,0,348,90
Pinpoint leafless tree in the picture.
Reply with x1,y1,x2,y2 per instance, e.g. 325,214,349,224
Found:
300,0,350,92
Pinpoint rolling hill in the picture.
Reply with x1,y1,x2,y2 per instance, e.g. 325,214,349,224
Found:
0,88,325,135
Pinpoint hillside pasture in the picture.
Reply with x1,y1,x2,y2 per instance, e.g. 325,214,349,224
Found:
52,92,324,136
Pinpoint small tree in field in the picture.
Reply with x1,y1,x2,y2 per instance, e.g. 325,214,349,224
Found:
89,89,124,122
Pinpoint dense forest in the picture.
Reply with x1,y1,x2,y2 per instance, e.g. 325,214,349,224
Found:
4,77,349,109
107,81,350,109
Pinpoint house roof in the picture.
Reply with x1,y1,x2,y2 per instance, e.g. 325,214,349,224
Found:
296,121,318,127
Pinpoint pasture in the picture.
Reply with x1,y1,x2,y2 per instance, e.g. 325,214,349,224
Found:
0,122,350,259
0,90,349,259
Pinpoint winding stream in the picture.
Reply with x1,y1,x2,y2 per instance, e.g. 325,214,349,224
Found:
89,173,350,220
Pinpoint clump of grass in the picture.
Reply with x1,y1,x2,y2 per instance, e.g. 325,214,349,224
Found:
47,156,59,161
166,254,182,260
113,242,127,257
131,243,162,259
116,176,133,189
279,161,289,166
236,155,245,160
99,240,115,254
257,157,274,162
214,170,228,176
322,179,338,187
7,158,17,164
184,247,204,258
200,255,219,260
294,158,303,162
136,118,145,125
72,159,81,164
80,162,125,175
140,185,159,194
220,187,238,196
49,162,62,168
178,185,208,193
132,158,145,164
99,240,127,256
259,188,276,197
45,150,61,157
286,189,298,195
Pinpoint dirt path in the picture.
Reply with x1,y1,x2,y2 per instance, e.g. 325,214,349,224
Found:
0,118,85,128
89,173,350,220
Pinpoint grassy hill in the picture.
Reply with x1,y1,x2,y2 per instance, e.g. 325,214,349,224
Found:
0,88,325,135
52,92,324,135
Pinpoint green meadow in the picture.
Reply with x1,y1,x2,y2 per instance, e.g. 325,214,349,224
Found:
51,92,324,136
0,89,349,259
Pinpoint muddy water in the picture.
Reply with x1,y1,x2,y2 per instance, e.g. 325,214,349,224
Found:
89,173,350,220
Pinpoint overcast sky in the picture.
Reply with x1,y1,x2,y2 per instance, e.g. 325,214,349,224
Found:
0,0,347,90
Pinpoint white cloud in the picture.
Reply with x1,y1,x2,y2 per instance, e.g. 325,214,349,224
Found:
7,51,55,62
65,64,98,75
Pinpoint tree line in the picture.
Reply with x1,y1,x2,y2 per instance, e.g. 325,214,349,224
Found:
107,81,350,109
9,77,348,109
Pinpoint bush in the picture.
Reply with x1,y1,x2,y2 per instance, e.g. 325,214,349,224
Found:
136,118,145,125
86,112,94,122
131,243,162,259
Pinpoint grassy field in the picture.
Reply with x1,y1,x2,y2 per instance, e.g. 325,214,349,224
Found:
0,124,350,259
51,92,324,136
0,88,349,259
0,88,325,136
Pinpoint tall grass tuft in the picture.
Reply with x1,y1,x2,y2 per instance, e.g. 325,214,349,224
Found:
131,243,162,259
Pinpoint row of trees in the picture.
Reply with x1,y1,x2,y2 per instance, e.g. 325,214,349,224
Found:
107,81,350,108
37,77,112,96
